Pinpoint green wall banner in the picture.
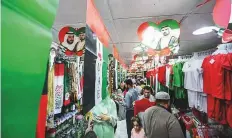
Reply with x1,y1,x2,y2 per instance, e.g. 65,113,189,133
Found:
2,0,58,137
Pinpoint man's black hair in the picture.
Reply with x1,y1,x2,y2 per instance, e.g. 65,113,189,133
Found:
143,85,153,95
125,79,133,87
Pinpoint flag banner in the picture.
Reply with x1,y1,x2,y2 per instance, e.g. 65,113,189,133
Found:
2,0,58,138
54,63,65,114
83,0,110,114
83,26,109,114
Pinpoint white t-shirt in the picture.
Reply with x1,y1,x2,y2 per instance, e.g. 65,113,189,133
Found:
166,66,171,87
182,59,203,92
187,90,207,113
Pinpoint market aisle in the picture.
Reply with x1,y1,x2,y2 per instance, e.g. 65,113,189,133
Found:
115,120,128,138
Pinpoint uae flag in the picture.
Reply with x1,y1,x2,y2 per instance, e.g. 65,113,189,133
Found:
82,0,110,114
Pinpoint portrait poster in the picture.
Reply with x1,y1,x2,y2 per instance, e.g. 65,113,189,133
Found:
137,19,180,56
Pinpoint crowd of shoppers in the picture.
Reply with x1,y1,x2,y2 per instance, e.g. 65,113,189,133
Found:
90,76,184,138
122,77,184,138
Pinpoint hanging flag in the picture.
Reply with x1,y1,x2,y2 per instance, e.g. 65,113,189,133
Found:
83,0,110,114
54,63,65,114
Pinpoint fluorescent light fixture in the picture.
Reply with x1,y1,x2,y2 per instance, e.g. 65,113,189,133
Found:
193,26,220,35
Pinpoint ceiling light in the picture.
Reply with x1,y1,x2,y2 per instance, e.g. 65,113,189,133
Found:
193,26,220,35
133,46,142,51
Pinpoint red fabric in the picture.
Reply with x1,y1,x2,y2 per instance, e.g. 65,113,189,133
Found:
158,66,166,85
207,94,216,119
213,0,231,28
86,0,109,47
214,99,227,124
54,64,64,76
36,95,48,138
134,98,156,116
226,101,232,127
207,95,227,124
181,115,193,131
202,54,231,99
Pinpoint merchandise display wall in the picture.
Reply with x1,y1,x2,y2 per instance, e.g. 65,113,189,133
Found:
145,44,232,137
2,0,232,138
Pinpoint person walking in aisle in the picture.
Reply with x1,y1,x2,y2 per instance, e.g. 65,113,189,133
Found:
138,86,155,102
143,92,184,138
125,79,139,138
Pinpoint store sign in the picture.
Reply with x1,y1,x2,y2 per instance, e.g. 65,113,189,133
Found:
137,19,180,56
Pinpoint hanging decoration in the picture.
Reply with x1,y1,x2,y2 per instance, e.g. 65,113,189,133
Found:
213,0,231,28
58,26,86,57
222,0,232,43
137,19,180,56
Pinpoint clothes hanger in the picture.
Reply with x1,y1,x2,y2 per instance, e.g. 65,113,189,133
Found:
212,44,228,55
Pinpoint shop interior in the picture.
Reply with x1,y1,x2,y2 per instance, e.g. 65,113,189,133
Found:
2,0,232,138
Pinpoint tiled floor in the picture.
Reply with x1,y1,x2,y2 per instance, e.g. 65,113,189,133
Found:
115,120,128,138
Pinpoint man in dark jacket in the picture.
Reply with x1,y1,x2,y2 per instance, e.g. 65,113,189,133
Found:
143,92,184,138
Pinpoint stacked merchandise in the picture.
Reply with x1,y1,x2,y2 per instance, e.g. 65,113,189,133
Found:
46,44,88,138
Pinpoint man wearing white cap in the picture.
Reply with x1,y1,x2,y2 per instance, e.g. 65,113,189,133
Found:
143,92,184,138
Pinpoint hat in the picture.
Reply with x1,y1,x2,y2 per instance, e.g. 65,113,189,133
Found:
155,92,170,100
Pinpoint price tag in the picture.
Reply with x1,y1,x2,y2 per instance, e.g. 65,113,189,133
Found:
209,59,215,64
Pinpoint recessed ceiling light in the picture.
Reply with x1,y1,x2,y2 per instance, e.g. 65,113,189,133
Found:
193,26,219,35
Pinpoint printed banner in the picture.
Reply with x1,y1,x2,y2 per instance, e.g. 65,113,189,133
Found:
95,38,103,104
54,63,64,114
83,0,110,114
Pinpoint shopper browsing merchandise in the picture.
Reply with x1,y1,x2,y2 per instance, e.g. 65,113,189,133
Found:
91,96,117,138
143,92,184,138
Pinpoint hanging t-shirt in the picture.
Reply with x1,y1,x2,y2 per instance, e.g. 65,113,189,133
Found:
202,54,232,99
166,65,172,88
158,65,166,86
173,62,184,87
182,59,204,92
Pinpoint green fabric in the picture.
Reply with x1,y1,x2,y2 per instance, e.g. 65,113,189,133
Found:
2,1,58,138
174,87,186,99
172,62,184,87
92,96,117,138
102,46,109,99
172,62,186,99
158,82,169,92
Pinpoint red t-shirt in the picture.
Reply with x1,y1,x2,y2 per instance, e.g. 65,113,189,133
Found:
225,54,232,100
158,65,166,86
134,98,156,116
202,54,232,99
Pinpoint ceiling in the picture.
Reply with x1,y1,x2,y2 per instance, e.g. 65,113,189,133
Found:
52,0,221,65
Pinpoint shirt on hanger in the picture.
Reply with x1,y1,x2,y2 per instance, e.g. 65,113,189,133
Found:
182,59,204,92
158,66,166,86
173,62,184,88
165,65,173,88
202,54,232,99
